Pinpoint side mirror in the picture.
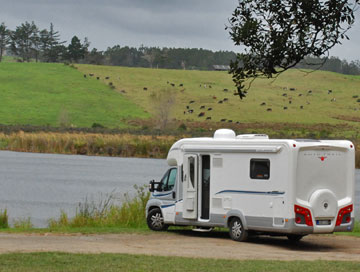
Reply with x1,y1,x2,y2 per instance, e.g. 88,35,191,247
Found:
149,180,155,192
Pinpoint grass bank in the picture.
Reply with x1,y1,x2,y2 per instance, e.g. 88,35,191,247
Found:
0,252,359,271
0,130,359,167
0,131,175,158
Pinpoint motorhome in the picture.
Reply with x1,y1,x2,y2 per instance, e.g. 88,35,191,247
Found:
146,129,355,241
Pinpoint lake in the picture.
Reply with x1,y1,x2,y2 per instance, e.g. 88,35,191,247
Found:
0,151,359,227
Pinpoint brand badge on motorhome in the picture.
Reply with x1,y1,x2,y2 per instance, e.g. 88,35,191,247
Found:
319,156,327,161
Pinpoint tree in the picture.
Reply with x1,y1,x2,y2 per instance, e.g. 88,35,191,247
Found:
40,23,65,62
66,36,88,63
10,21,39,62
227,0,360,98
0,22,10,62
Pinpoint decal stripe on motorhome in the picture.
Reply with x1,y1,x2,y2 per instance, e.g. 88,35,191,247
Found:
161,203,175,208
215,190,285,195
161,199,183,209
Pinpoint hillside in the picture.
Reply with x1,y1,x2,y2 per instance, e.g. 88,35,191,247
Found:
0,63,148,128
77,64,360,137
1,62,360,138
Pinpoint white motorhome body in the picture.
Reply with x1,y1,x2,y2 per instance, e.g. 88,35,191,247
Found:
146,129,355,241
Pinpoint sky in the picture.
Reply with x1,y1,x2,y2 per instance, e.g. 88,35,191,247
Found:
1,0,359,61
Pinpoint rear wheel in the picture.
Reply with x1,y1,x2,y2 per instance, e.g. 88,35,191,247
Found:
229,217,248,242
287,234,305,242
147,208,168,231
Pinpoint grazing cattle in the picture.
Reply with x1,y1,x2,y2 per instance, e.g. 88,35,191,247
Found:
208,107,212,111
188,109,194,113
109,82,113,86
179,83,183,87
200,105,205,109
328,90,332,94
209,85,212,88
223,98,228,102
83,74,87,78
308,90,312,94
298,94,302,97
353,95,359,98
96,77,100,80
283,106,288,110
331,98,336,102
236,121,240,124
300,105,304,109
206,117,212,120
105,76,110,79
189,100,195,104
171,83,175,87
267,108,272,112
143,87,148,91
220,119,227,122
223,89,229,92
183,111,186,115
306,101,310,105
120,90,126,93
89,73,94,77
218,100,223,104
198,112,205,117
228,120,233,123
289,88,296,91
289,100,292,104
260,102,266,106
186,105,190,109
282,93,287,97
213,96,217,99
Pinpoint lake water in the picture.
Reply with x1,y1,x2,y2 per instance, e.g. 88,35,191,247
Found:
0,151,359,228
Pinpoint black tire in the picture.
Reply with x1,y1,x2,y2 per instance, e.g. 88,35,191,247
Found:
287,234,305,242
229,217,248,242
147,208,168,231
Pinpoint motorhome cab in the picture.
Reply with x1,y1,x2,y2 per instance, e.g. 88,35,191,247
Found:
146,129,355,242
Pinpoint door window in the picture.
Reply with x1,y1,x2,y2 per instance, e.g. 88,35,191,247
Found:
160,168,177,191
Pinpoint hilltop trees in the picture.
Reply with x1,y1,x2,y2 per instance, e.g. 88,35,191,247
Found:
0,22,10,62
10,21,39,62
227,0,360,98
66,36,89,63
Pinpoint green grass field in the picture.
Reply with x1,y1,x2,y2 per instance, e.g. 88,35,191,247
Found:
77,64,360,133
1,61,360,136
0,252,359,272
0,62,148,128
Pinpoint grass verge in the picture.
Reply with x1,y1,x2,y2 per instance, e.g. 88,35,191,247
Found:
0,252,359,272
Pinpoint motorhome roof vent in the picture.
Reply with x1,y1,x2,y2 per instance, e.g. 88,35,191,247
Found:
214,129,236,140
236,134,269,140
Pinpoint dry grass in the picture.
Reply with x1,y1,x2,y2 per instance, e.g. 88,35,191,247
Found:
0,131,176,158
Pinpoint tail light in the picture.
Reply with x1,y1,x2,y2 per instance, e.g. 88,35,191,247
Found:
336,204,353,226
294,205,313,226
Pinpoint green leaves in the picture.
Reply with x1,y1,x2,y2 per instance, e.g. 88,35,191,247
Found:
228,0,359,98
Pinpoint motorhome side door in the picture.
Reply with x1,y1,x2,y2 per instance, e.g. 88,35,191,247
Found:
183,154,198,219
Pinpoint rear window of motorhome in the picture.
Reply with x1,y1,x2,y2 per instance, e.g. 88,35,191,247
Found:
250,159,270,180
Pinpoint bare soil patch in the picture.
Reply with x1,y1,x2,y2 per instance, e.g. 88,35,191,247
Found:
0,231,359,261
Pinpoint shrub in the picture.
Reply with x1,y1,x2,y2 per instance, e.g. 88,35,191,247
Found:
48,185,150,229
0,209,9,228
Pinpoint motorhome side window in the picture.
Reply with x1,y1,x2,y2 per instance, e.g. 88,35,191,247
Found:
250,159,270,180
189,157,195,188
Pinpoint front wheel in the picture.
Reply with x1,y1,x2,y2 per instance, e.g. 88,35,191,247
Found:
147,208,168,231
229,217,248,242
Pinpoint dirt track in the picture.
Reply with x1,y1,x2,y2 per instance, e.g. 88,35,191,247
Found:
0,231,359,261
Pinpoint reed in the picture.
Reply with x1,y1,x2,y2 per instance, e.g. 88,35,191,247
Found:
48,185,150,229
0,209,9,228
0,131,176,159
